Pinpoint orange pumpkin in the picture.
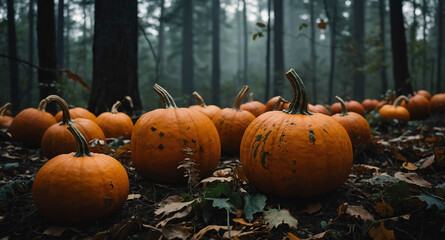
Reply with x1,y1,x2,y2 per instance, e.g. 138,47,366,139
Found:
379,95,410,121
8,99,57,148
415,90,432,100
41,95,106,159
240,93,266,117
55,107,97,123
0,103,14,130
96,101,134,139
308,104,330,115
332,96,371,146
33,121,129,222
265,96,289,111
400,94,430,120
189,91,221,119
331,100,365,115
213,86,256,154
131,84,221,184
361,99,380,111
240,69,353,198
430,93,445,113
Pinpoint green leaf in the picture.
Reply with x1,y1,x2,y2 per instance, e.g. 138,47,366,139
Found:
320,220,328,230
244,194,267,220
385,181,411,205
298,23,308,30
229,191,243,209
263,208,298,229
256,22,266,28
206,197,237,213
417,194,445,211
204,182,230,198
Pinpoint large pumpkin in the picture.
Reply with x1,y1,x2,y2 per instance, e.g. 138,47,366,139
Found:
96,101,134,139
401,94,430,120
212,86,256,154
189,91,221,119
415,90,432,100
379,95,410,121
41,95,106,159
55,107,97,123
132,84,221,184
8,99,57,147
0,103,14,130
240,69,353,198
33,121,129,222
430,93,445,113
332,96,371,147
240,93,266,117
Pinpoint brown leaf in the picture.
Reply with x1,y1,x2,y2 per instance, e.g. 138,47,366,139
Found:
346,205,375,221
61,69,90,89
156,206,192,228
284,230,332,240
402,162,418,171
394,172,432,188
233,217,263,227
200,176,233,184
374,202,394,217
328,203,348,224
43,226,72,237
191,225,229,240
256,22,266,28
302,203,322,214
393,151,408,162
213,168,232,177
317,19,326,29
161,225,192,240
127,194,141,200
415,155,435,169
233,166,248,183
154,195,195,219
299,23,308,30
368,222,395,240
434,148,445,162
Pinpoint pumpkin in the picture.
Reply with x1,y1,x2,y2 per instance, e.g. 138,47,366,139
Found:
132,84,221,184
332,96,371,146
55,107,97,123
430,93,445,113
265,96,289,111
361,99,380,111
33,121,129,222
400,94,430,120
308,104,330,115
96,101,134,139
379,95,410,121
331,100,365,115
213,86,256,154
8,99,57,147
415,90,432,100
240,93,267,117
41,95,106,159
0,103,14,129
240,69,353,198
189,91,221,119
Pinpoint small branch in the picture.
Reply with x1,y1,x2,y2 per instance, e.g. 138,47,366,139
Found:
138,22,160,83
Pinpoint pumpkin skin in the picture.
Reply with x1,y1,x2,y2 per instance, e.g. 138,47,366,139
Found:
430,93,445,113
240,93,267,117
33,121,129,223
8,100,57,148
240,69,353,198
265,96,289,111
331,100,365,115
361,99,380,111
55,107,97,123
379,95,410,121
308,104,330,115
41,95,106,159
189,91,221,119
96,101,134,139
332,96,371,146
415,90,432,100
400,94,430,120
0,103,14,129
132,84,221,184
213,86,256,154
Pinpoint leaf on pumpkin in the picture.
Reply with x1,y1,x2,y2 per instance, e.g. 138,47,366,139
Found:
299,23,308,30
368,222,395,240
394,172,432,188
317,19,326,29
60,69,90,89
416,194,445,211
374,201,394,217
263,208,298,229
402,162,418,171
345,205,375,222
244,194,267,220
213,168,232,177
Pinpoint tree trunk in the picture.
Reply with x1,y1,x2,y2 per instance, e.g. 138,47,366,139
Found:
89,0,141,115
27,0,35,107
437,0,443,93
310,0,317,103
157,0,165,82
379,0,388,94
328,0,337,104
422,0,427,89
37,0,58,114
57,0,64,69
7,0,19,114
211,0,220,105
410,0,417,88
65,2,70,70
182,0,194,100
389,0,413,95
273,0,284,96
242,0,248,85
265,0,271,101
353,0,365,100
237,0,242,83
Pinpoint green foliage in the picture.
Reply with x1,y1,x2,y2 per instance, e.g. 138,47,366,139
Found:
384,181,411,205
417,194,445,211
244,194,267,220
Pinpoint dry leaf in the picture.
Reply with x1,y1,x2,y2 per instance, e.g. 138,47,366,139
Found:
233,166,248,183
161,224,192,240
393,151,408,162
263,208,298,229
394,172,432,188
328,203,348,224
435,148,444,162
127,194,141,200
402,162,418,171
374,202,394,217
302,203,322,214
284,230,332,240
156,206,192,228
1,152,20,160
284,232,301,240
233,217,263,227
213,168,232,177
43,226,70,237
200,176,233,184
345,205,375,221
154,195,195,219
415,155,435,169
317,19,326,29
61,69,90,89
368,222,395,240
191,225,229,240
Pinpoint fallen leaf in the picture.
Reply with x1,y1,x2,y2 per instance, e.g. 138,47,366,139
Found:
200,176,233,184
162,224,192,240
43,226,70,237
414,155,435,170
393,151,408,162
328,203,348,224
127,194,141,200
374,202,394,217
417,194,445,211
156,206,192,228
302,203,322,214
154,195,195,219
284,230,332,240
190,225,229,240
394,172,432,188
402,162,418,171
368,222,395,240
346,205,375,221
233,166,248,183
435,148,444,162
317,19,326,29
263,208,298,229
1,152,20,160
244,194,267,220
213,168,232,177
233,217,263,227
284,232,301,240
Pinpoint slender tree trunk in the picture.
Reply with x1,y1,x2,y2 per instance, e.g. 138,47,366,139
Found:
273,0,284,96
242,0,248,85
82,0,87,78
389,0,413,95
157,0,165,82
237,0,242,83
353,0,365,100
410,0,417,88
182,0,194,99
422,0,427,89
437,0,443,93
328,0,337,104
7,0,19,114
379,0,388,94
265,0,271,101
57,0,64,69
89,0,141,114
310,0,317,103
65,2,70,70
211,0,220,105
27,0,35,107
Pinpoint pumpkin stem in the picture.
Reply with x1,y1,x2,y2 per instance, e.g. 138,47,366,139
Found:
233,85,249,110
393,95,409,107
335,96,349,116
37,98,48,111
192,91,207,107
67,121,92,157
123,96,134,108
273,96,288,110
284,69,312,115
111,101,121,114
0,102,11,116
248,93,253,102
45,95,73,125
153,84,178,108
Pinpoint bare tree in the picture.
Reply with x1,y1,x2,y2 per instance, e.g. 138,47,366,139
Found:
27,0,35,107
7,0,19,113
182,0,194,99
265,0,271,101
310,0,317,103
352,0,365,100
212,0,220,105
273,0,284,96
379,0,388,94
242,0,248,85
437,0,443,92
328,0,337,104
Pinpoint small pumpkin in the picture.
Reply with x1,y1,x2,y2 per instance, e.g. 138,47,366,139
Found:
240,69,353,198
400,94,430,120
33,121,129,222
55,107,97,123
132,84,221,184
331,100,365,115
332,96,371,146
415,90,432,100
308,104,330,115
361,99,380,111
430,93,445,113
96,101,134,139
240,93,267,117
265,96,289,111
379,95,410,121
8,99,57,147
41,95,106,159
0,103,14,129
213,86,256,154
189,91,221,119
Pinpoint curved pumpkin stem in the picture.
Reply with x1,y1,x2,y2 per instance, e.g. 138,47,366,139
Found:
111,101,121,114
45,95,73,125
335,96,349,116
192,91,207,107
248,93,253,102
393,95,409,107
67,121,92,157
37,98,48,112
153,84,178,108
284,69,312,115
0,102,11,116
273,96,288,110
123,96,134,108
233,85,249,110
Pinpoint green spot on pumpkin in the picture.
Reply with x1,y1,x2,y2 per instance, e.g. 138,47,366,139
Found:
158,144,164,150
151,126,157,131
159,132,164,137
308,129,316,144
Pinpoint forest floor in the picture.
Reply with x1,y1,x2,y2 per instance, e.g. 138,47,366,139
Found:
1,113,445,240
